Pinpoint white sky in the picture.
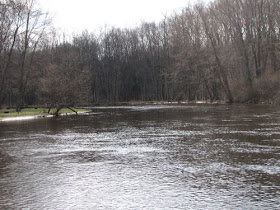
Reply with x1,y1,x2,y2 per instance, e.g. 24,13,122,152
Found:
37,0,206,33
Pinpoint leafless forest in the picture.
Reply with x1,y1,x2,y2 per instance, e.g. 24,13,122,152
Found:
1,0,280,110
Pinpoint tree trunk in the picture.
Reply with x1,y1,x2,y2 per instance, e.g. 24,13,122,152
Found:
67,107,78,115
53,105,64,117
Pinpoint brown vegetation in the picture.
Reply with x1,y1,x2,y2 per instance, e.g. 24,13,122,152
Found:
0,0,280,109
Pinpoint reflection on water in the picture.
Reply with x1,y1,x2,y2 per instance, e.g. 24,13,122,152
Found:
0,104,280,209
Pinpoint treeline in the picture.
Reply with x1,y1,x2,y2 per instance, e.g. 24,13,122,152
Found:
1,0,280,110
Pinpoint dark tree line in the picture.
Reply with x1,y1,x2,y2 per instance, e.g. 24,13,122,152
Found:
0,0,50,110
1,0,280,110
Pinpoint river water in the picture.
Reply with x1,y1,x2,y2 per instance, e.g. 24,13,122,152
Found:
0,104,279,209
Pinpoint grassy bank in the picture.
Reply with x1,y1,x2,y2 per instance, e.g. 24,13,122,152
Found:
0,108,89,118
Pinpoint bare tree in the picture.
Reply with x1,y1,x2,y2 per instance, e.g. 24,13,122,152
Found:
0,0,22,107
40,39,91,115
15,0,51,111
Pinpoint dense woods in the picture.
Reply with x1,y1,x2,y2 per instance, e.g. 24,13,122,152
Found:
1,0,280,110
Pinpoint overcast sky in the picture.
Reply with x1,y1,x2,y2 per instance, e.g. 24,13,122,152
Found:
37,0,207,33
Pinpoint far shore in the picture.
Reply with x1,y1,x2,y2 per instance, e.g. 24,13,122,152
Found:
91,100,229,106
0,100,275,122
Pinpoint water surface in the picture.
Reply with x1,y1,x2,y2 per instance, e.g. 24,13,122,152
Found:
0,104,280,209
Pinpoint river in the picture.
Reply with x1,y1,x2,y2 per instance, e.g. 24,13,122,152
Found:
0,104,279,209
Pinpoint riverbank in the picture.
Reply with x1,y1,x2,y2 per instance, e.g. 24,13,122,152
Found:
92,100,228,106
0,108,90,122
0,102,219,122
0,101,273,122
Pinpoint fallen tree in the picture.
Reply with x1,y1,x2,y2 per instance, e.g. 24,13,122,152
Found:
47,106,79,117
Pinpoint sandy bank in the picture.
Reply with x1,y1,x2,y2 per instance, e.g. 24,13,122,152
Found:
0,111,90,122
0,114,54,122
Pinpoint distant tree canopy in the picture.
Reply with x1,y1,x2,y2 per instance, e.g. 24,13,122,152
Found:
1,0,280,109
